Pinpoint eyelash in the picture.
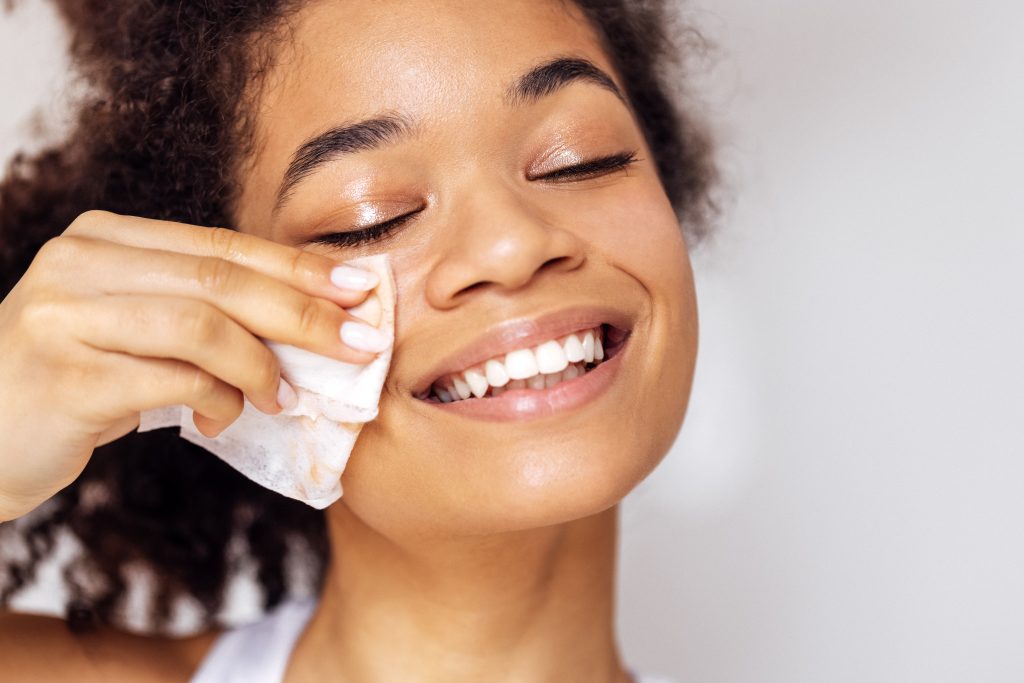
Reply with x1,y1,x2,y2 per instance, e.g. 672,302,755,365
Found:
309,150,641,249
530,150,641,182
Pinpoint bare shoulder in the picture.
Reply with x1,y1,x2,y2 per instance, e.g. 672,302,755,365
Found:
0,610,223,682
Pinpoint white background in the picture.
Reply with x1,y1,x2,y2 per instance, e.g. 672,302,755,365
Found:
3,2,1023,681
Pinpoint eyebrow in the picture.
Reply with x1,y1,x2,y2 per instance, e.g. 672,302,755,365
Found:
272,56,626,212
274,113,414,211
503,56,625,108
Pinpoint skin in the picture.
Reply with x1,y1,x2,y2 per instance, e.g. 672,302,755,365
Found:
0,0,698,680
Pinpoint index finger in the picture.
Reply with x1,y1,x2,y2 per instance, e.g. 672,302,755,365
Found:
64,210,376,308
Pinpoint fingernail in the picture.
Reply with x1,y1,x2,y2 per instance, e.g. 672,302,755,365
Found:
330,265,379,291
277,378,299,411
340,321,391,353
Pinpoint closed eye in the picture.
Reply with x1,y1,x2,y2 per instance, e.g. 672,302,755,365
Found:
305,210,420,250
306,150,641,250
531,150,641,181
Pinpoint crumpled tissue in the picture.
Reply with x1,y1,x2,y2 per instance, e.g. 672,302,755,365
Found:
137,253,395,509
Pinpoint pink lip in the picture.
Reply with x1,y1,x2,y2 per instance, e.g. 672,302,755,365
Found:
411,305,635,396
422,333,630,421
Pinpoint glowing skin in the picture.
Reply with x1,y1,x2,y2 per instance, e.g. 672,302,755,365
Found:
232,1,700,681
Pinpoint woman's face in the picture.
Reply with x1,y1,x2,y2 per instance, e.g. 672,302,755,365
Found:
235,0,698,539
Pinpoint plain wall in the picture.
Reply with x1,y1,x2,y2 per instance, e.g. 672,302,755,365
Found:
2,2,1022,681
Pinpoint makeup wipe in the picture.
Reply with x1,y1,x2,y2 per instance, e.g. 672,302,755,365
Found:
137,253,395,509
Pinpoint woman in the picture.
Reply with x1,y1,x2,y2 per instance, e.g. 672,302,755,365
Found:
0,0,715,680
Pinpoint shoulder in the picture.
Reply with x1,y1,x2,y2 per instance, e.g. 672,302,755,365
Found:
0,610,223,682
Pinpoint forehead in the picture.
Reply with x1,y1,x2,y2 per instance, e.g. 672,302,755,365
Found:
237,0,618,216
263,0,608,113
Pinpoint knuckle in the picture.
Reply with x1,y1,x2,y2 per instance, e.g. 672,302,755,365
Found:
295,296,328,338
178,303,221,346
34,235,86,269
19,299,68,337
175,363,217,399
287,248,322,282
195,256,239,295
205,227,243,260
65,209,114,236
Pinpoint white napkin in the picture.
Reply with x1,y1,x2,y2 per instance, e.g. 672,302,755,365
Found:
137,253,395,509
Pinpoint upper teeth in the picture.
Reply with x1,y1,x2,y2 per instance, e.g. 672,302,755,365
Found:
431,326,606,402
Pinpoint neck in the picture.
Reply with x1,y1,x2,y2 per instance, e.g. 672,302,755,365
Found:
287,503,630,683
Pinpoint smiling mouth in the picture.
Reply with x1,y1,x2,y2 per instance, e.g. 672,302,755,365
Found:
414,323,630,403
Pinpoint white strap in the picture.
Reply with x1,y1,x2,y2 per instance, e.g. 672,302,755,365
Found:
189,598,317,683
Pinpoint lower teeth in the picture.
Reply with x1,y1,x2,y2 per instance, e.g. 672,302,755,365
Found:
432,359,600,403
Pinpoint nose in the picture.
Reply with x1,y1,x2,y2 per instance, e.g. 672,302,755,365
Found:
424,185,586,309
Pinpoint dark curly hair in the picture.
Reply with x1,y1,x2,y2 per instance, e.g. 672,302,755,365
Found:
0,0,716,634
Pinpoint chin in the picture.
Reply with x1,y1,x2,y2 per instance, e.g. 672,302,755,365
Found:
488,433,667,530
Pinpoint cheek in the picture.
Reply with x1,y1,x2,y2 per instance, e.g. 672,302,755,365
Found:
588,181,694,298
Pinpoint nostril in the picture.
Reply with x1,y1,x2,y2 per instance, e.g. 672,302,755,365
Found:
457,281,489,297
541,256,571,270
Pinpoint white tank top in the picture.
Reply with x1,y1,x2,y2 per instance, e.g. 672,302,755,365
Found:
189,597,680,683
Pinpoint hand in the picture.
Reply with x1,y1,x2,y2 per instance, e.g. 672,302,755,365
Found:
0,210,386,521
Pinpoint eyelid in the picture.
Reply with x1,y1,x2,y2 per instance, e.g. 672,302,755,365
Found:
306,208,421,250
532,147,587,176
528,149,641,182
351,201,420,228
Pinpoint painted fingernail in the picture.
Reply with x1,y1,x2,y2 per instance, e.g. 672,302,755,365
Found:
340,321,391,353
330,265,379,291
277,378,298,411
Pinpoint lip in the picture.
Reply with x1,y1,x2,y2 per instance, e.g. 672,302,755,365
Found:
410,304,635,396
420,331,631,421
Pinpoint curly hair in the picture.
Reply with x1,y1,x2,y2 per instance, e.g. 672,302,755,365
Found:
0,0,715,634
